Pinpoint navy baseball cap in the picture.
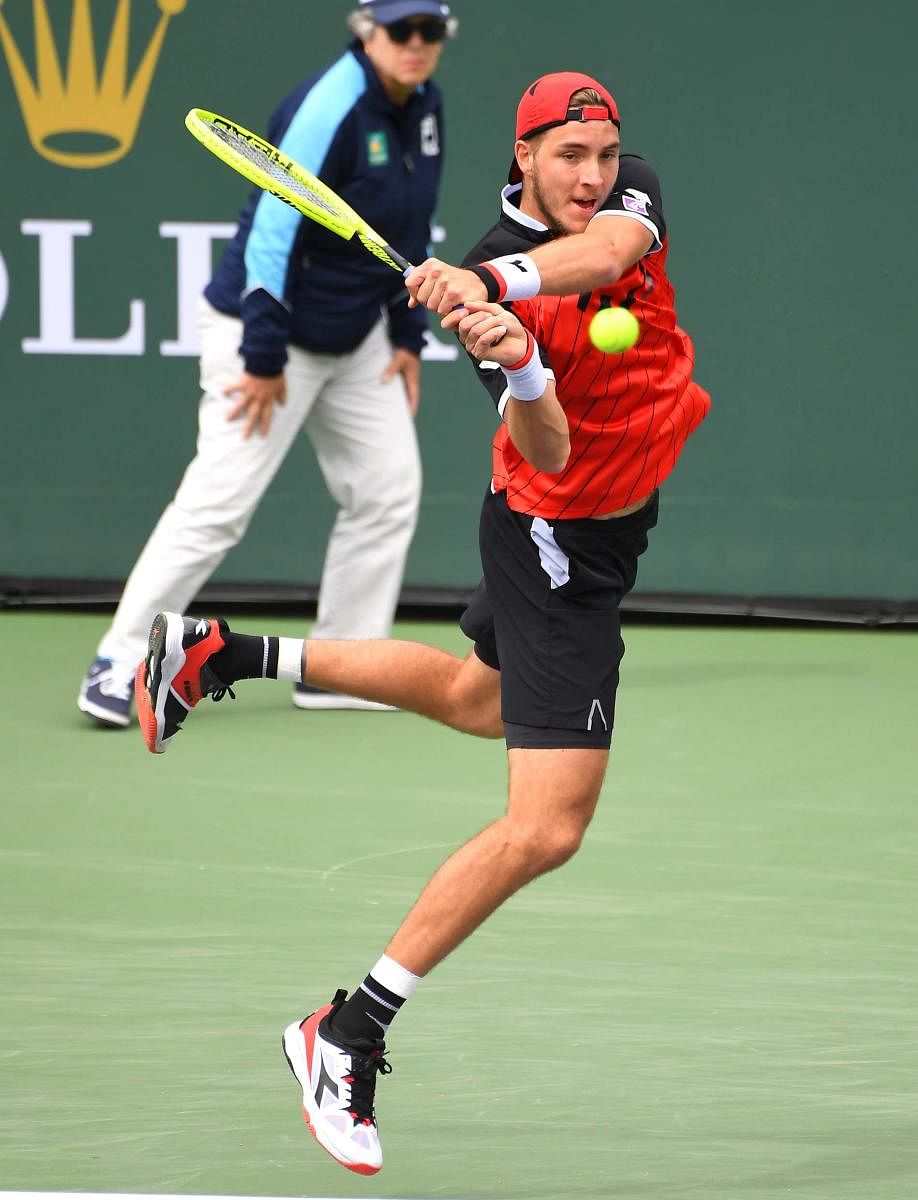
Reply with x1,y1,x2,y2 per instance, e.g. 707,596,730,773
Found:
358,0,452,21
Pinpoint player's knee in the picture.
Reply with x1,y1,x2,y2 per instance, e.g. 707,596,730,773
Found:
509,817,587,878
535,821,587,872
442,671,502,738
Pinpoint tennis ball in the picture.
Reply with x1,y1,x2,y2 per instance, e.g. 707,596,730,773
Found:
589,306,639,353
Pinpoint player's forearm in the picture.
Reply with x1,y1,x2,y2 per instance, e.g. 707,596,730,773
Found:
527,231,630,295
504,386,570,475
489,219,655,298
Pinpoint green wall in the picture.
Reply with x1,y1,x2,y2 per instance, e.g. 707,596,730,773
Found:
1,0,916,601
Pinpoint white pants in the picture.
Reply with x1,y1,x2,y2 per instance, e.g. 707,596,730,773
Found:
99,300,422,665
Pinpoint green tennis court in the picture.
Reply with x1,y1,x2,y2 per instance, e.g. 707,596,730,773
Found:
1,612,916,1199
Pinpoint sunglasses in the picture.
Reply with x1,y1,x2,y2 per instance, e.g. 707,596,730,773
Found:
384,17,448,44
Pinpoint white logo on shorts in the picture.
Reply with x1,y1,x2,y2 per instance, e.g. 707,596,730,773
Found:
587,698,608,731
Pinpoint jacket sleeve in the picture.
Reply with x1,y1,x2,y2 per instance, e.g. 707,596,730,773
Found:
240,55,364,375
239,288,292,377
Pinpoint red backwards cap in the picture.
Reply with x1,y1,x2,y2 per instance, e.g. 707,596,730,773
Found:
509,71,620,183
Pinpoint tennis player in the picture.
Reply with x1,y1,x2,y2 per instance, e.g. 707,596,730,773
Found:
134,72,710,1175
77,0,457,727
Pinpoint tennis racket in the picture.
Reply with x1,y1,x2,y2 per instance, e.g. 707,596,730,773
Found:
184,108,413,276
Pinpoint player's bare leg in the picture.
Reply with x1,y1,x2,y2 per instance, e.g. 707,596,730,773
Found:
282,744,609,1173
303,638,503,738
136,615,503,754
384,745,609,973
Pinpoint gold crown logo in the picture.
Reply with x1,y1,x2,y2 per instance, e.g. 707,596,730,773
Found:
0,0,186,169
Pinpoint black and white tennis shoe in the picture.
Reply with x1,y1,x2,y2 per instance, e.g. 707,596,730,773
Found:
282,989,391,1175
135,612,233,754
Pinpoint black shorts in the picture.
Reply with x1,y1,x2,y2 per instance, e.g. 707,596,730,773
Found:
460,488,659,749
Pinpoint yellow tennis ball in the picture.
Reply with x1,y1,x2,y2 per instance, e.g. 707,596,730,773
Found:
589,306,639,353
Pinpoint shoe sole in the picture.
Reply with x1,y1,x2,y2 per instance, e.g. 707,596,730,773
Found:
281,1013,381,1176
292,692,397,712
136,612,188,755
77,691,132,728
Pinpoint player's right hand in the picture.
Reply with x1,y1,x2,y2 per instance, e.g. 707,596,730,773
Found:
406,258,487,314
224,372,287,439
444,301,529,366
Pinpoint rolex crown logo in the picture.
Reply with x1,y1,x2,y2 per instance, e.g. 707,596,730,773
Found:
0,0,187,169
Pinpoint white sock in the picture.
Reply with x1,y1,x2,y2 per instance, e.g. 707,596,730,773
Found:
370,953,422,999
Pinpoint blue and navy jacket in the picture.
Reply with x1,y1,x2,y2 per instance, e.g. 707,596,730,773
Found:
205,43,444,376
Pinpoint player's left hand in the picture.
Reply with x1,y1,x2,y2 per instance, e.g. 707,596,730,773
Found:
446,301,529,366
382,347,421,417
406,259,487,314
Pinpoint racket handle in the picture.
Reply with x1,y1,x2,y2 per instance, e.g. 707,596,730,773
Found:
385,244,412,274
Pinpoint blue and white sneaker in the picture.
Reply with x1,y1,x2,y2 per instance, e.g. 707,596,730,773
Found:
77,657,135,728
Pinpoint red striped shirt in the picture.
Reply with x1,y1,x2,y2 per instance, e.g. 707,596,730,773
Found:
492,236,710,517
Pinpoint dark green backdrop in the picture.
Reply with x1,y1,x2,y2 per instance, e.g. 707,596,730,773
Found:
1,0,916,603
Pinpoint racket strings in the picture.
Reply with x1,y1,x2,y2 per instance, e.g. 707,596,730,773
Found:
189,111,410,273
210,124,342,220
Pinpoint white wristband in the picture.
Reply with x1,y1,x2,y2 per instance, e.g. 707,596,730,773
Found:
482,253,542,302
500,332,548,402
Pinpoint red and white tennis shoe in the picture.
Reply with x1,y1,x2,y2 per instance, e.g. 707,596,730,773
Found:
282,989,391,1175
135,611,233,754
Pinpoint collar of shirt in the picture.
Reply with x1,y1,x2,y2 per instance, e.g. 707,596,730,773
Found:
499,184,553,242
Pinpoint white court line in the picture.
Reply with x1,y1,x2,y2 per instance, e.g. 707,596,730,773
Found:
320,842,454,887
